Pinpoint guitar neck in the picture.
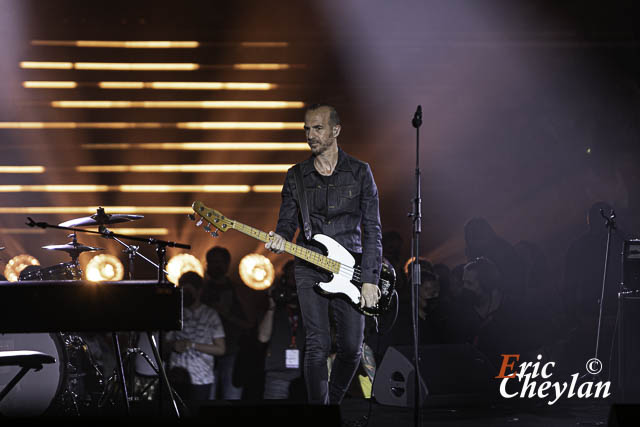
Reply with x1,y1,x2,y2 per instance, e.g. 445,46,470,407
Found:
231,221,340,274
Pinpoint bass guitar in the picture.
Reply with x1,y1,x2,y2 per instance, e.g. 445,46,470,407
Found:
190,200,396,316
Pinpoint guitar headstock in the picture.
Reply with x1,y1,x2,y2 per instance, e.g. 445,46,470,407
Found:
190,200,234,235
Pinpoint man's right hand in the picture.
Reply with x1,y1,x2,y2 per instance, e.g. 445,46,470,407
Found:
265,231,286,254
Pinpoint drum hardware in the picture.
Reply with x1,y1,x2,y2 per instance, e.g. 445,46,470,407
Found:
0,333,104,417
58,212,144,228
41,231,104,279
26,209,190,418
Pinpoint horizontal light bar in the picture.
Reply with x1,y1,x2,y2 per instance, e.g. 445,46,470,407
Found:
177,122,302,130
75,165,292,173
0,122,303,130
32,40,288,48
0,228,45,234
233,63,290,70
50,100,304,109
86,227,169,235
0,166,45,173
252,185,283,192
239,42,288,48
33,40,200,48
20,61,73,69
81,142,308,151
23,81,78,89
0,227,168,235
24,81,278,90
21,62,296,71
0,185,253,192
0,206,193,214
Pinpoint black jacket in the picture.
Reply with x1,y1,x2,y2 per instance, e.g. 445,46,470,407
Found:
275,148,383,285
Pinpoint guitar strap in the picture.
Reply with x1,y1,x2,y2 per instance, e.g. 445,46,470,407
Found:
294,164,313,241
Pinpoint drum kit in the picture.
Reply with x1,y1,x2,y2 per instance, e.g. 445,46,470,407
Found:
1,211,164,417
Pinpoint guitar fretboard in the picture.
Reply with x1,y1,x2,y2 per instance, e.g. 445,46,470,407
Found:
232,221,340,274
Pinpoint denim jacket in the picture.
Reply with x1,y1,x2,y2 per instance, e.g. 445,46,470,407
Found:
275,148,382,284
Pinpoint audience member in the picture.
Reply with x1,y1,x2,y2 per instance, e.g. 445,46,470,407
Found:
165,272,226,401
257,260,306,400
464,217,525,296
202,246,253,400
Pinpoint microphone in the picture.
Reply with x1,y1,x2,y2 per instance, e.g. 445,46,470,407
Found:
412,105,422,129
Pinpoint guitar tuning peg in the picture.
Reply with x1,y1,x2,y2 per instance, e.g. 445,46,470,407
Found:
195,218,203,227
210,230,219,238
187,213,196,221
204,224,211,232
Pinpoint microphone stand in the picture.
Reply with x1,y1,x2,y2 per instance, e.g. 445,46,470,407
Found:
590,209,617,381
25,214,187,418
408,105,423,427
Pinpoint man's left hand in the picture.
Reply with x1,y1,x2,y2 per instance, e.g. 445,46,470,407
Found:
360,282,381,308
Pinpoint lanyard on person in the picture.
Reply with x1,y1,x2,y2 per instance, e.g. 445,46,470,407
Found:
285,306,300,369
287,306,299,349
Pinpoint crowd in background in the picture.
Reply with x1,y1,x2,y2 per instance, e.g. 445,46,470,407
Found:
152,200,633,403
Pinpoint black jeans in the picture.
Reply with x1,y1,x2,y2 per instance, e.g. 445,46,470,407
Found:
296,265,365,405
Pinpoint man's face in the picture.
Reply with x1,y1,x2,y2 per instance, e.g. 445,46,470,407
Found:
304,107,340,156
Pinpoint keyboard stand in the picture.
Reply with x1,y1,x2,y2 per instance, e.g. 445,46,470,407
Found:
0,351,56,405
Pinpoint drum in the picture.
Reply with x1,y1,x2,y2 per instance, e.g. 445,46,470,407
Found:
0,333,103,416
18,263,81,281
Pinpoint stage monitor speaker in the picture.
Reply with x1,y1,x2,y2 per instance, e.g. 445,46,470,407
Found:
372,344,494,408
623,240,640,291
618,291,640,403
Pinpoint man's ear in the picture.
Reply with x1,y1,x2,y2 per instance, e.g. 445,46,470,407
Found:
332,125,342,137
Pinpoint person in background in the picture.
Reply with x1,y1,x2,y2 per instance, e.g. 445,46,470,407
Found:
257,260,306,400
165,272,225,401
202,246,253,400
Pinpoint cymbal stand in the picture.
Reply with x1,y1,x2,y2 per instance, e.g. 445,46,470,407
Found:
25,214,189,418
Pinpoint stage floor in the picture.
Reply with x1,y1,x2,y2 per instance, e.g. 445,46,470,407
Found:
0,397,630,426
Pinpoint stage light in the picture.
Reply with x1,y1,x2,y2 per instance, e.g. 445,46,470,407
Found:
4,254,40,282
85,254,124,282
252,185,283,192
0,206,193,214
23,81,277,90
20,62,295,71
23,81,77,89
176,122,303,130
0,185,252,193
233,63,290,70
86,228,169,235
0,166,45,173
31,40,200,48
0,121,303,130
31,40,288,49
50,100,304,109
81,142,308,151
238,254,275,290
166,253,204,285
75,164,292,173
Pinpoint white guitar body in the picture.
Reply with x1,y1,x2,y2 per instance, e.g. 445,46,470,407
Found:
312,234,361,305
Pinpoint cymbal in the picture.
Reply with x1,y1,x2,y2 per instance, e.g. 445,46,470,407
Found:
42,243,104,254
59,214,144,228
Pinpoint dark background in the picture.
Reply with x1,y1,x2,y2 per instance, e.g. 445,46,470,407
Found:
0,0,638,297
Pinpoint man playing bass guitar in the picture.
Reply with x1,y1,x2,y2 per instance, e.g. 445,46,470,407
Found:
266,104,383,405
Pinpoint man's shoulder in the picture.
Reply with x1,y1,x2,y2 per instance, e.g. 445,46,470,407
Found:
339,149,370,173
